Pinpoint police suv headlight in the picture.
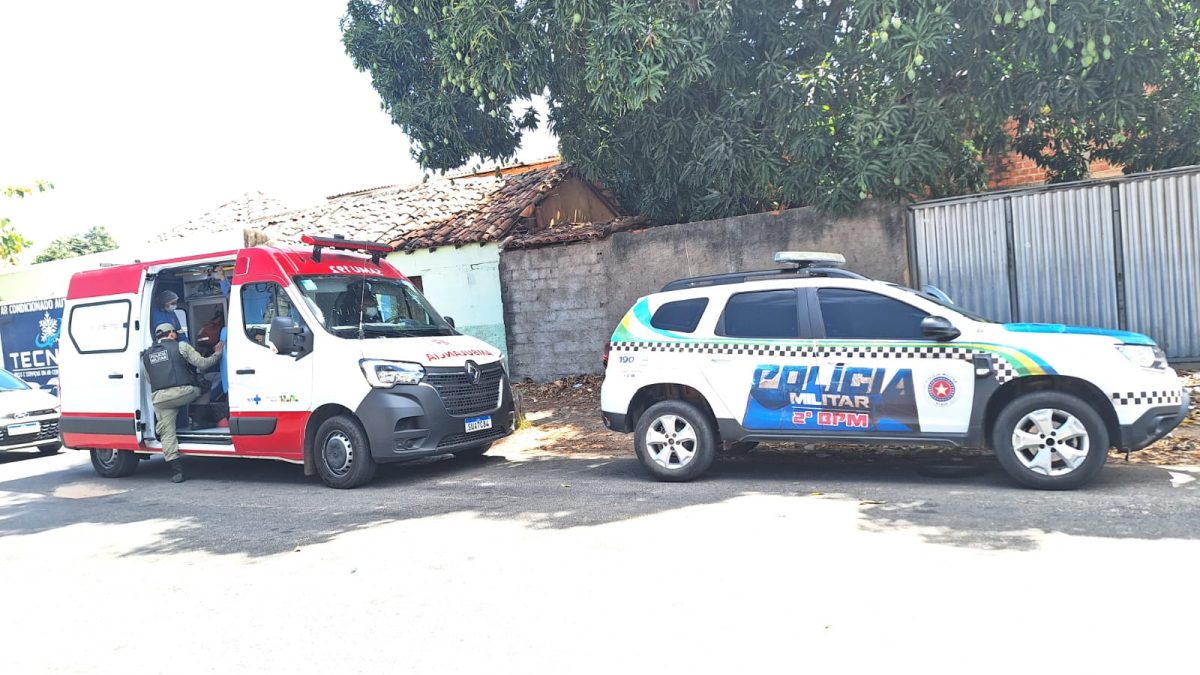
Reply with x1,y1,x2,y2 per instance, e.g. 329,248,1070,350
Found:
1115,344,1168,370
360,359,424,387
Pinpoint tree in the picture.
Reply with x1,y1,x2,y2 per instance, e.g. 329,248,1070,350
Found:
341,0,1200,222
33,226,119,264
1,181,51,265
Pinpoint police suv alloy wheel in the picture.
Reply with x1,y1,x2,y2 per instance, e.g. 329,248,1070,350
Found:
991,392,1109,490
90,448,139,478
634,401,717,482
314,415,377,489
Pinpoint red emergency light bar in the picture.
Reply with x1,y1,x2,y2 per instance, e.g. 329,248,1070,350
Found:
301,234,394,265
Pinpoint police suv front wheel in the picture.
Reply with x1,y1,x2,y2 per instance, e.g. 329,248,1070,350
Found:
991,392,1109,490
634,401,717,482
314,415,377,489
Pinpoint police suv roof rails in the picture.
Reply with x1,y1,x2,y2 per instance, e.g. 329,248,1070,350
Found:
661,251,865,292
302,234,395,265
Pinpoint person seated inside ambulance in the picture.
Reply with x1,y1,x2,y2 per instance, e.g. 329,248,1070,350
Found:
332,280,380,326
143,322,223,483
195,309,225,358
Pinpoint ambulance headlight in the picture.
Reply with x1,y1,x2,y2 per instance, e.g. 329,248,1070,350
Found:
1115,344,1167,370
360,359,425,387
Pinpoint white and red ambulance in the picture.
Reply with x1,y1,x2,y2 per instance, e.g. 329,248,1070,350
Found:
59,236,515,488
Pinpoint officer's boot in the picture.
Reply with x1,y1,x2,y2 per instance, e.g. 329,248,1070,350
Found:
168,459,185,483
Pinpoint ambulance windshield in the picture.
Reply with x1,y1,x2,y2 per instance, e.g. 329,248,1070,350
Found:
294,275,456,338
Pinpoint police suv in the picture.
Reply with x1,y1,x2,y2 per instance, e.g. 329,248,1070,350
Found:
600,253,1187,489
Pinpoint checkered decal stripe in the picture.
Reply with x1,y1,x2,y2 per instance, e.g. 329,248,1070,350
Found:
611,341,1022,383
1110,390,1183,406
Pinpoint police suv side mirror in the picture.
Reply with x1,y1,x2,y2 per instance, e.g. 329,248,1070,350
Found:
269,316,313,358
921,315,961,342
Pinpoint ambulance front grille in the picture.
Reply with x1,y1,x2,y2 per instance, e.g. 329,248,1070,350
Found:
425,363,505,416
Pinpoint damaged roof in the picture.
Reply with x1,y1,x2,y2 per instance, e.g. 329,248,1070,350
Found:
152,191,293,243
257,164,580,251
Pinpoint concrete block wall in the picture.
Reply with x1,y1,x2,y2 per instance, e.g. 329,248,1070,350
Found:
500,201,909,381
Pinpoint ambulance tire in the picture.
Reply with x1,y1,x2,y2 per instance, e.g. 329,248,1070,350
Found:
314,415,377,489
634,400,718,482
991,391,1109,490
453,443,492,460
90,448,140,478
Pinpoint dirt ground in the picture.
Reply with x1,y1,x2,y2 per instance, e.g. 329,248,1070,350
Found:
504,371,1200,466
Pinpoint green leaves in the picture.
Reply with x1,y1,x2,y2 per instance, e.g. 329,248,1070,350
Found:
32,226,118,264
341,0,1200,221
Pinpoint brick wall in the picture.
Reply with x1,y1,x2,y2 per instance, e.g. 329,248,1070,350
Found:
986,121,1125,189
499,201,908,381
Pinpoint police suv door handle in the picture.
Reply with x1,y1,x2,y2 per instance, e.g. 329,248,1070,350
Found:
709,357,732,363
108,373,124,379
236,368,256,375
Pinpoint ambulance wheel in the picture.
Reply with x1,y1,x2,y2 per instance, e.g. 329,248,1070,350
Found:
634,400,717,482
90,448,139,478
991,392,1108,490
39,443,62,455
453,443,492,460
314,415,377,489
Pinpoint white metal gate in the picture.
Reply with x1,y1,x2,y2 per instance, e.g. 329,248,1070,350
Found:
909,165,1200,361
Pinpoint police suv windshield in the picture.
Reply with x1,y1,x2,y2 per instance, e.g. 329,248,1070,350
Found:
294,275,455,338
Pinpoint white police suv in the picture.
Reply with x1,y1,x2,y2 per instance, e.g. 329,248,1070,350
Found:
600,253,1187,489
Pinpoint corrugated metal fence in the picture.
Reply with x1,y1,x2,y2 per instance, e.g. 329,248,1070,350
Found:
909,165,1200,361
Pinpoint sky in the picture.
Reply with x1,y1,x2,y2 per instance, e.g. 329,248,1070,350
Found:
0,0,558,263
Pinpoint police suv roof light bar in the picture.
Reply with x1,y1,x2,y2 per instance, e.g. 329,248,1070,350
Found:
301,234,394,265
773,251,846,269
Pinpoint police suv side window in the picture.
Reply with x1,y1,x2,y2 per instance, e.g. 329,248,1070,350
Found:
241,283,297,348
720,290,800,339
651,298,709,333
818,288,927,340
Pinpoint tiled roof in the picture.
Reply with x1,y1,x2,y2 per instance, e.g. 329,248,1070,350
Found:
257,164,578,252
502,215,651,250
152,191,293,243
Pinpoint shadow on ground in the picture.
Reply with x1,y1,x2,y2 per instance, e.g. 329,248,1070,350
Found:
0,448,1194,558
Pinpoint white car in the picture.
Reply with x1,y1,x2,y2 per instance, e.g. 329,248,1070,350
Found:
600,252,1187,489
0,368,61,454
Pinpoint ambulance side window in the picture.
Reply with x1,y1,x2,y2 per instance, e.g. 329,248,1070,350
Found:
241,283,300,349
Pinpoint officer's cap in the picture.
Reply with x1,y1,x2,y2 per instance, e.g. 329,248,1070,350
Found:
154,323,177,338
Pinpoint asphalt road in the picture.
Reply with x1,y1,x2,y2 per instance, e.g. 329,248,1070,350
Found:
2,447,1198,674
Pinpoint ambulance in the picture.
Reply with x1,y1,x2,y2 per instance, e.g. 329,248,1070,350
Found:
59,236,516,488
600,252,1187,489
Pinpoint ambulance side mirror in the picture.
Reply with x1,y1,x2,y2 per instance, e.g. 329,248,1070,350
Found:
444,316,456,329
269,316,313,358
921,315,961,342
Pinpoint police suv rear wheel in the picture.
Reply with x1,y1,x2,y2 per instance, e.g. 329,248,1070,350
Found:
314,415,377,489
634,401,717,482
991,392,1108,490
90,448,139,478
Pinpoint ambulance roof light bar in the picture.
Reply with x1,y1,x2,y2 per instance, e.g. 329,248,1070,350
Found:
301,234,394,265
773,251,846,269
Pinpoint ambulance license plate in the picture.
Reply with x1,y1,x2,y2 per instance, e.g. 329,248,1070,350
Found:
464,416,492,433
7,422,40,436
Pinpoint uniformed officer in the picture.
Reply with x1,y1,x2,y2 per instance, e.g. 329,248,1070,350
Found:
143,322,223,482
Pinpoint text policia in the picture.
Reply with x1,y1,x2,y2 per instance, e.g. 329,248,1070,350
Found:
744,364,923,432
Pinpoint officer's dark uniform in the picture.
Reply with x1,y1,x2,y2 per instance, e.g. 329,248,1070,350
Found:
143,323,221,482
